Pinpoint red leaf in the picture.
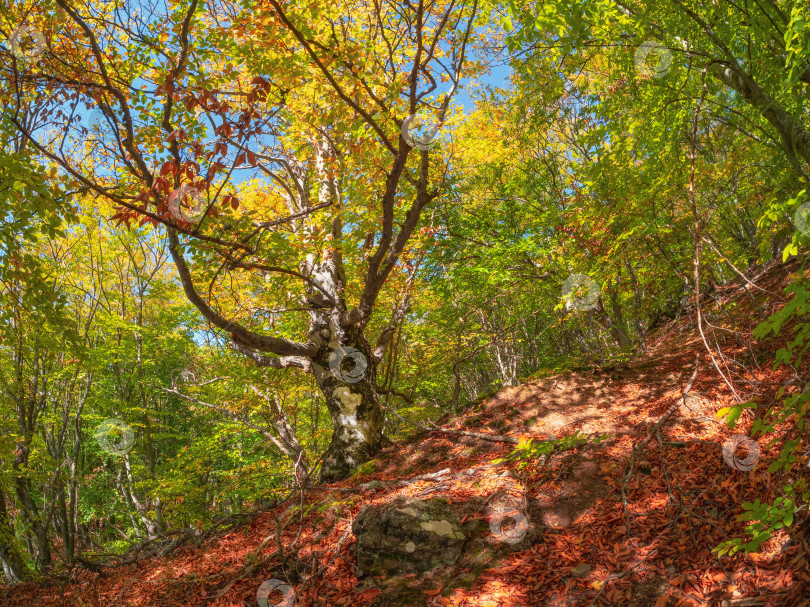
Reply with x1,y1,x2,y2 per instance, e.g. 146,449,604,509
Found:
360,588,380,600
159,161,176,177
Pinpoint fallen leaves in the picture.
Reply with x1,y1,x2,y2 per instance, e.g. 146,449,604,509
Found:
359,588,381,600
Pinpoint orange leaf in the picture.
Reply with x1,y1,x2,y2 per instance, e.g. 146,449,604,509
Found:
424,587,443,596
360,588,381,600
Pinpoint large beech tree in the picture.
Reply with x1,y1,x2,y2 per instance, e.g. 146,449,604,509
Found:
3,0,481,481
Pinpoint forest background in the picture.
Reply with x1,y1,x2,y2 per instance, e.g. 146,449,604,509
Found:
0,0,808,585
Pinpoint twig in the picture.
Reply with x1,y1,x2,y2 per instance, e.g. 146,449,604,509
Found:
211,504,300,600
377,386,415,404
720,595,787,607
400,468,451,483
297,519,354,600
701,236,782,299
688,77,743,404
430,427,520,444
655,427,676,506
378,400,522,444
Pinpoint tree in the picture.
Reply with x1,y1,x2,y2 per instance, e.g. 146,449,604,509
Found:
0,89,74,577
5,0,483,481
498,0,810,555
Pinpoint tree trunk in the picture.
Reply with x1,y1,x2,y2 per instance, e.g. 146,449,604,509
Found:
14,461,51,571
708,63,810,170
54,485,73,565
312,341,383,483
0,488,26,582
593,299,634,352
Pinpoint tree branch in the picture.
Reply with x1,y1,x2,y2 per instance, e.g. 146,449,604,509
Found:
166,228,316,357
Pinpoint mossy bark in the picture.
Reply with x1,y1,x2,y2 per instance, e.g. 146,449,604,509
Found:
314,342,383,483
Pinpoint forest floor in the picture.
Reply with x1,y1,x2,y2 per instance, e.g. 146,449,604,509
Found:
3,259,809,606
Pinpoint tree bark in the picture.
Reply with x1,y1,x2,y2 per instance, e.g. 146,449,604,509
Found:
594,299,634,351
312,338,383,483
0,488,26,582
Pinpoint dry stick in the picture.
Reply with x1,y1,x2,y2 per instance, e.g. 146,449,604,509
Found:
622,354,700,538
654,430,732,542
210,549,281,600
701,236,783,299
378,400,521,444
297,520,355,601
688,78,744,405
655,427,677,506
719,594,790,606
72,513,255,572
431,427,520,444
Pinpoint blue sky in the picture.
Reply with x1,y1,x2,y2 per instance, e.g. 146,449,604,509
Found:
457,61,513,111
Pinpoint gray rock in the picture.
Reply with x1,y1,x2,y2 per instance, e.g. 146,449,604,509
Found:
353,497,467,578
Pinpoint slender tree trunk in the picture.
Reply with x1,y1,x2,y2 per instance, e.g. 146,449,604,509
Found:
13,464,51,571
625,261,645,348
117,461,163,539
0,488,26,582
54,485,73,564
606,280,635,353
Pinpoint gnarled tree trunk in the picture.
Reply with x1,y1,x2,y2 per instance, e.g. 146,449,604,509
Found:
315,363,383,483
304,280,384,482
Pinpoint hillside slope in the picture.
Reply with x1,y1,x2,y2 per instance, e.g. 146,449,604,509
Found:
2,259,808,607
